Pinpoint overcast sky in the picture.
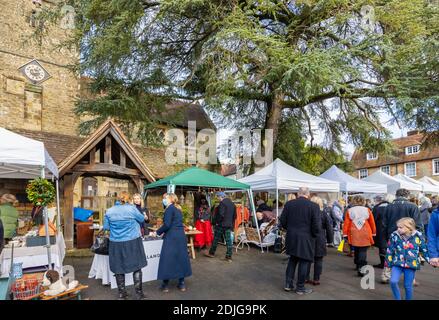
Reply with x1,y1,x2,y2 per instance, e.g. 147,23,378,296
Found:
215,112,409,163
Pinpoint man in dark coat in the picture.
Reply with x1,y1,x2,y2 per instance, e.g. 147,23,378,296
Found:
381,188,422,284
382,189,423,241
372,195,389,269
280,187,321,295
205,192,237,261
306,207,334,285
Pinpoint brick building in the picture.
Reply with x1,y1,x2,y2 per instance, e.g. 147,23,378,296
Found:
0,0,216,249
351,131,439,182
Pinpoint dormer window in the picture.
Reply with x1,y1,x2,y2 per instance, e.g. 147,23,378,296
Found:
366,152,378,161
405,145,420,155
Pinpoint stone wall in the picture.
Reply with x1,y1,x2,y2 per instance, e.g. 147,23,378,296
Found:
0,0,80,136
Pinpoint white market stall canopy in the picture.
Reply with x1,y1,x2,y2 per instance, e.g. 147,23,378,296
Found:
238,158,340,193
418,176,439,187
394,174,439,194
320,165,387,194
0,127,58,179
363,171,422,194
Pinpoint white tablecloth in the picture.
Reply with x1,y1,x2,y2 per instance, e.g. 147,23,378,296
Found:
88,239,163,289
0,233,66,277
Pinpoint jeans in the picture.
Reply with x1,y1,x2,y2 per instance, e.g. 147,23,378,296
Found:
306,257,323,281
209,226,233,258
390,266,416,300
286,256,310,291
353,246,368,270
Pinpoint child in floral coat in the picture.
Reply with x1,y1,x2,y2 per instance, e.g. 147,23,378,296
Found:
386,217,429,300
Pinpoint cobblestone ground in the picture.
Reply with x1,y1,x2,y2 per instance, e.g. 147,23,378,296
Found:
65,246,439,300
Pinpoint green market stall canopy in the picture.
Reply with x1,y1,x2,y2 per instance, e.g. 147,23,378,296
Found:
144,167,250,190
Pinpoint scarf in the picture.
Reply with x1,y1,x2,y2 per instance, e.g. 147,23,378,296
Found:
348,206,370,230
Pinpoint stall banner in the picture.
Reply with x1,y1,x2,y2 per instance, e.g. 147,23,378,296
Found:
109,239,163,289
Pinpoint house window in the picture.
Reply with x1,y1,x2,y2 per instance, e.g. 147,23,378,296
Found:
433,159,439,176
381,166,390,175
366,152,378,161
359,169,368,179
404,162,417,177
405,145,420,155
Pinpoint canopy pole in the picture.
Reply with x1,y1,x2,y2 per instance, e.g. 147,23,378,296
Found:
247,189,263,252
276,188,279,221
41,166,52,270
55,178,61,235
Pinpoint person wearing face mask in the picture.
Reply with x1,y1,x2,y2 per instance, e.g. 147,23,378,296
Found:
156,193,192,292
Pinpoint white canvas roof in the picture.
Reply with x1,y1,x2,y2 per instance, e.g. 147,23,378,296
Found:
394,174,439,194
320,165,387,193
0,127,59,179
363,171,422,194
418,176,439,187
238,158,340,193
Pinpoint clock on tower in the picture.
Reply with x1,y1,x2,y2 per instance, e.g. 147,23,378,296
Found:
18,59,51,84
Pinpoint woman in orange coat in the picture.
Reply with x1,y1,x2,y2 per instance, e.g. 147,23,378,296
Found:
343,195,376,276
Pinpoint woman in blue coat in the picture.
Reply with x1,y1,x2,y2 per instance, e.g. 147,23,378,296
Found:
156,193,192,292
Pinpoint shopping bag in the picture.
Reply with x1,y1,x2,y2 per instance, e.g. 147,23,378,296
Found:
337,239,345,252
91,232,109,255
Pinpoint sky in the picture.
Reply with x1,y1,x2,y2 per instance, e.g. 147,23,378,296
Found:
214,112,409,163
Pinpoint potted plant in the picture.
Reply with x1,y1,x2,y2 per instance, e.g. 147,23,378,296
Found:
26,178,56,226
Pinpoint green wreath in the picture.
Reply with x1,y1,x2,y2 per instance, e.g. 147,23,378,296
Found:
26,178,56,207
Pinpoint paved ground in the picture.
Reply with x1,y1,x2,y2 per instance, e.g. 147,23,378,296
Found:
65,245,439,300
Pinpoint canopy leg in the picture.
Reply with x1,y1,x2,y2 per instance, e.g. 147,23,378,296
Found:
247,189,263,252
56,178,61,234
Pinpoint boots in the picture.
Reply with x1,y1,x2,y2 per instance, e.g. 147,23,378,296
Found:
115,274,128,300
133,270,147,300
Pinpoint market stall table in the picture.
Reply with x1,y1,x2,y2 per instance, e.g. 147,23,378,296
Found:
0,233,66,277
185,230,203,259
148,227,203,259
88,238,163,289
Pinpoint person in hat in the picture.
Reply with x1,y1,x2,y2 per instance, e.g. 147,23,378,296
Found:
0,194,19,240
372,195,390,269
256,199,272,212
204,192,237,262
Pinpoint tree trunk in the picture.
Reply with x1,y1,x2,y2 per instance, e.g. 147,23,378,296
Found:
265,99,282,145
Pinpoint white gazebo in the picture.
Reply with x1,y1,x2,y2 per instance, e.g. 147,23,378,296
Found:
394,174,439,194
418,176,439,187
363,171,422,194
0,127,62,269
320,165,387,194
238,158,340,219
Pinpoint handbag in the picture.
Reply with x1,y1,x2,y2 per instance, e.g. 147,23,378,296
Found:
337,239,345,252
91,231,109,255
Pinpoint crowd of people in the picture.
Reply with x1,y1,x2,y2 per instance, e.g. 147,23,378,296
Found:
1,185,438,300
279,187,439,299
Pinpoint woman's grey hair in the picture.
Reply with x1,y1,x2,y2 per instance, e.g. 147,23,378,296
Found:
298,187,310,197
385,194,396,203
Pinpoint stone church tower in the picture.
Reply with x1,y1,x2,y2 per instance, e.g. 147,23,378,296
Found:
0,0,79,135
